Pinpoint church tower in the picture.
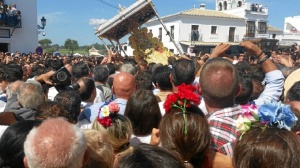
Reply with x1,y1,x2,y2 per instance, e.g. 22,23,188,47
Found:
215,0,245,11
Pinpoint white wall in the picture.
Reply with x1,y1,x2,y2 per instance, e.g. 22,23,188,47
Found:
145,14,245,54
0,0,38,53
179,15,245,42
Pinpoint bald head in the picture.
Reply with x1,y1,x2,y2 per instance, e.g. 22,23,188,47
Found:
112,72,136,100
200,58,239,109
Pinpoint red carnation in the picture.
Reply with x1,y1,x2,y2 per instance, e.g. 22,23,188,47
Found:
163,83,201,113
98,116,112,127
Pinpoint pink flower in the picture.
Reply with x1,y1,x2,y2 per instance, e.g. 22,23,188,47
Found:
108,102,120,113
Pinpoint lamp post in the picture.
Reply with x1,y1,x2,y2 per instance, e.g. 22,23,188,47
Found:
38,16,46,29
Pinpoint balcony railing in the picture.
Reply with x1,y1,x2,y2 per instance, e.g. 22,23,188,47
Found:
190,32,203,42
255,34,269,39
283,33,300,40
0,15,22,28
228,35,240,42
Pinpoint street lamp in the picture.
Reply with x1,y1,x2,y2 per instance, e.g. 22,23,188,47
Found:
38,16,46,29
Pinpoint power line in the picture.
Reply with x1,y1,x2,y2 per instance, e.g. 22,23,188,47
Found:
98,0,119,10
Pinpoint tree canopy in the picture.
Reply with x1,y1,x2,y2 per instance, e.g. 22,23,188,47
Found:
64,39,79,54
38,38,52,48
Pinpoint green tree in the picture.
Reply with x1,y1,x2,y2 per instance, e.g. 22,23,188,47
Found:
52,44,60,51
64,39,79,55
38,38,52,48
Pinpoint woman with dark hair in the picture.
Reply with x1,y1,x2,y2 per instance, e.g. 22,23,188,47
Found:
233,102,300,168
117,144,184,168
152,84,211,168
159,106,211,168
234,127,300,168
0,120,42,168
124,89,162,146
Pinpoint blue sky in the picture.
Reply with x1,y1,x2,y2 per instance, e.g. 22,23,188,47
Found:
37,0,300,46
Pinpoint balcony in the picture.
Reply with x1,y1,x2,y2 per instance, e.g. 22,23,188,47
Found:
255,34,269,39
283,32,300,40
190,32,203,42
228,35,240,42
244,2,268,15
0,15,22,38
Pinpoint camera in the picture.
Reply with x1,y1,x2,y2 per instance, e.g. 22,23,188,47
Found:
50,67,72,86
42,32,46,36
50,67,81,92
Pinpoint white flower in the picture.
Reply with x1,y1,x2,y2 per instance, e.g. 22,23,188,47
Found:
249,105,259,121
236,115,252,134
101,106,110,117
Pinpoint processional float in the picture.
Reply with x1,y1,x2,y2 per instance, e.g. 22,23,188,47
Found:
94,0,182,64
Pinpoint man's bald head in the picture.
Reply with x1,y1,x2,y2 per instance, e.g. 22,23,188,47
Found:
200,58,239,108
112,72,136,100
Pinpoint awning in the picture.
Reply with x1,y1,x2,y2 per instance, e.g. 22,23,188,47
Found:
180,41,240,46
95,0,156,41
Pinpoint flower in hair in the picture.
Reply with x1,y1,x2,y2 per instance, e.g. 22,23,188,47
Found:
97,101,120,127
164,83,200,113
259,102,297,131
236,102,298,135
236,104,259,134
163,83,200,134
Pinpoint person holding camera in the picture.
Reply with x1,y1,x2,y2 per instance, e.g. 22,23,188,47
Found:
72,62,105,103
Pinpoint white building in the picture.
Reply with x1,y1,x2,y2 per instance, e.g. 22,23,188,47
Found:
145,4,246,55
281,16,300,46
0,0,39,53
217,0,282,51
218,0,269,39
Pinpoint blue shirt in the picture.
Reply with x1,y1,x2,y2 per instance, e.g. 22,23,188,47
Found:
78,98,127,123
254,70,284,106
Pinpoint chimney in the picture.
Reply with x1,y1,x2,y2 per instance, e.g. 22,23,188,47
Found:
200,3,206,10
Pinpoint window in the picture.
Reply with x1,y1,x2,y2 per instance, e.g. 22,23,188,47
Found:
149,29,152,33
211,26,217,34
169,49,174,53
224,1,227,10
191,25,199,41
258,22,267,34
170,26,174,41
246,21,255,37
158,28,162,41
124,46,127,51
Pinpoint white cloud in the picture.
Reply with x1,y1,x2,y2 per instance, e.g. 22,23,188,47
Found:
89,18,107,25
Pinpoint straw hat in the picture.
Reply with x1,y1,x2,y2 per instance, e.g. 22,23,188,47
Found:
284,68,300,97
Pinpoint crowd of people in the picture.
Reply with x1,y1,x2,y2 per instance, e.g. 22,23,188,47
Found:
0,1,21,27
251,3,263,12
0,40,300,168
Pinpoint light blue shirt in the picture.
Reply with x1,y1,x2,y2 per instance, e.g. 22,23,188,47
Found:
78,98,127,123
254,70,284,106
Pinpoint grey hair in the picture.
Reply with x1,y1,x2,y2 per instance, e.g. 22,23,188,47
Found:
120,64,136,75
24,118,87,168
6,80,24,99
17,80,44,110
